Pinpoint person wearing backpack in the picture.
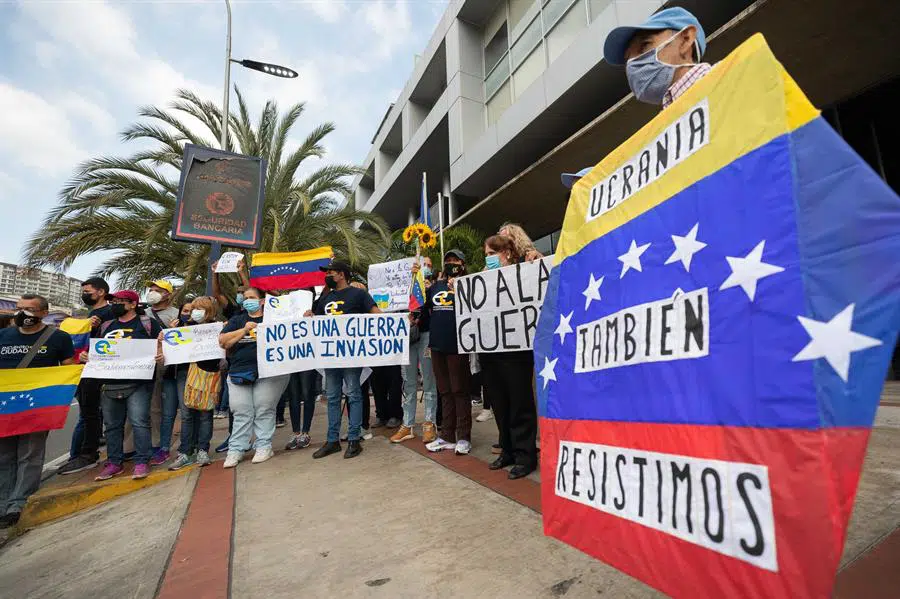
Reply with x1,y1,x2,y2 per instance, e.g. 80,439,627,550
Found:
90,290,164,481
0,294,75,528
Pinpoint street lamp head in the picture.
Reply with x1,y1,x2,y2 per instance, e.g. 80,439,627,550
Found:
238,59,298,78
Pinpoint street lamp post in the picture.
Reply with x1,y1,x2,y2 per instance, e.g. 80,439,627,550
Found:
206,0,298,296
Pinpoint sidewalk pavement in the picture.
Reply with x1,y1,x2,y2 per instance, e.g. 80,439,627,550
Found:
0,391,898,598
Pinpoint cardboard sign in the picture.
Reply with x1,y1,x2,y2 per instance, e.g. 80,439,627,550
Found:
454,257,553,353
161,322,225,365
215,251,244,273
263,290,314,323
82,339,158,380
257,314,410,377
368,257,416,312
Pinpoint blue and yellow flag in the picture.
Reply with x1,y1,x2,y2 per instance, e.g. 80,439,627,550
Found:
535,35,900,599
60,317,92,362
0,365,82,438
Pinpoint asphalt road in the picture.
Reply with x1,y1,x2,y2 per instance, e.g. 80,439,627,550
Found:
44,402,80,467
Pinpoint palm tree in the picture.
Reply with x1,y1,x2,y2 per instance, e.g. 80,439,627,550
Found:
25,88,389,296
390,223,487,273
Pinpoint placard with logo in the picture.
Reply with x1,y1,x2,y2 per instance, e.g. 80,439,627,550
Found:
161,323,226,365
82,338,158,380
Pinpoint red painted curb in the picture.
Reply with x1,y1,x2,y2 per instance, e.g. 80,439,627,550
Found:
157,466,234,599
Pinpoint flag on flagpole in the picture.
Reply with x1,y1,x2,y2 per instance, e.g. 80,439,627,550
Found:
0,365,82,438
250,246,333,291
420,172,431,228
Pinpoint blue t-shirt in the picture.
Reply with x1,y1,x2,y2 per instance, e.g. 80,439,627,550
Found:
221,312,263,377
0,327,75,369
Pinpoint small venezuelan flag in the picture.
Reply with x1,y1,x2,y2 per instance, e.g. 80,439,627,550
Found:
250,246,332,291
0,365,82,438
408,268,426,311
60,317,92,363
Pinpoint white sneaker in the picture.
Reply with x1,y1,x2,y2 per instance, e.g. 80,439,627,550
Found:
223,451,242,468
455,440,472,455
475,409,494,422
251,447,274,464
196,450,211,467
361,429,373,441
426,438,457,453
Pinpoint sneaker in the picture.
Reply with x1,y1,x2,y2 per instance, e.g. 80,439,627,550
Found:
371,418,387,428
455,440,472,455
95,462,124,481
390,426,414,443
422,421,437,444
0,512,21,529
344,440,363,459
168,453,195,471
132,463,150,479
275,419,286,428
426,438,456,453
491,443,502,455
252,447,274,464
213,411,227,419
312,441,342,459
196,450,212,466
149,449,170,466
223,452,243,468
57,455,98,476
386,417,402,428
475,409,494,422
360,429,373,441
285,433,311,450
215,438,230,453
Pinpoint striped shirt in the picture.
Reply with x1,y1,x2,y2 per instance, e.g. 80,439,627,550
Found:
663,63,712,108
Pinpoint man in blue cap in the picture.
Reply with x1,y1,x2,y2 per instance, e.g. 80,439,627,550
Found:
561,7,709,189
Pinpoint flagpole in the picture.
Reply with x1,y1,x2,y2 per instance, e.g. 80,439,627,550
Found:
437,192,445,261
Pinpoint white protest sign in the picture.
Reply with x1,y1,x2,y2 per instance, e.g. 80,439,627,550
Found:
263,290,314,323
215,251,243,273
161,322,225,365
455,257,554,353
368,257,416,312
257,314,410,377
82,338,158,380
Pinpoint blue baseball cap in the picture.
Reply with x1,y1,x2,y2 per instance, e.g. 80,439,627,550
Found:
603,7,706,67
561,167,592,190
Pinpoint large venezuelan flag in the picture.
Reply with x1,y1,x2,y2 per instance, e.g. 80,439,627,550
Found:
0,365,82,438
534,35,900,599
250,246,332,291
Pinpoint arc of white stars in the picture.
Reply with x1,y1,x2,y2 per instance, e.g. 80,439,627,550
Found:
582,274,604,311
792,304,882,382
618,240,651,279
539,357,558,389
719,240,784,301
665,223,707,272
555,311,574,344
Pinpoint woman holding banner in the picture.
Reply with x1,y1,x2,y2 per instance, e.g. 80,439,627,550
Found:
218,287,290,468
480,236,539,480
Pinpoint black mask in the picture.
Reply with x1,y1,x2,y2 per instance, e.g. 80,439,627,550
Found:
82,293,98,306
111,304,127,318
444,263,464,277
178,315,190,325
325,275,337,289
15,311,41,328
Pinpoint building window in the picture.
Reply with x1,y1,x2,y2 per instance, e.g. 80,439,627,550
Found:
510,13,543,71
545,0,587,63
487,79,513,126
484,22,509,76
513,43,546,100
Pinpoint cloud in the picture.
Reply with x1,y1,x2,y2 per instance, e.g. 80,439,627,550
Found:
362,0,413,58
59,92,117,138
306,0,348,23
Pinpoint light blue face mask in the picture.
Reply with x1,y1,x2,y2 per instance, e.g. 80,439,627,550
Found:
485,255,502,270
242,299,261,313
625,29,695,105
422,266,433,278
235,292,244,305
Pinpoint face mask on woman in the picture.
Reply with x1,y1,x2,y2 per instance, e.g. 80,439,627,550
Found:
190,309,206,323
242,298,261,313
485,255,501,270
235,292,244,305
111,303,127,318
444,263,464,277
422,266,433,278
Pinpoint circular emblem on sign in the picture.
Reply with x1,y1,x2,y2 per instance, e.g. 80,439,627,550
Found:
205,191,235,216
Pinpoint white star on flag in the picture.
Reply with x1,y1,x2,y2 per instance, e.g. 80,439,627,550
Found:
665,223,707,272
720,240,785,301
792,304,882,382
555,311,574,344
582,274,604,310
619,240,651,278
539,357,558,389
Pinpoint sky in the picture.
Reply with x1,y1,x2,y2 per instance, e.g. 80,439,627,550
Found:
0,0,447,281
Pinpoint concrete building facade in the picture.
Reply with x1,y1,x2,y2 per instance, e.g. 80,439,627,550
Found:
0,262,84,311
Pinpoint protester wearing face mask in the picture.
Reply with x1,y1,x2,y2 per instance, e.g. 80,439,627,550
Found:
177,302,193,326
144,279,182,467
212,256,251,320
0,294,75,528
219,287,290,467
424,249,473,455
169,297,223,470
480,236,539,480
561,8,709,190
57,277,113,476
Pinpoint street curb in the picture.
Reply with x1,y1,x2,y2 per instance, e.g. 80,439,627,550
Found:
15,467,196,531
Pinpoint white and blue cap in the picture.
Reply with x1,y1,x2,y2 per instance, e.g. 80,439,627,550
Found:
561,167,592,190
603,7,706,67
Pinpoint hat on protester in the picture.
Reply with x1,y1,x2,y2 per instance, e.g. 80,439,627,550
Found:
319,260,352,277
148,279,174,294
561,167,593,190
603,7,706,66
444,249,465,262
111,290,140,303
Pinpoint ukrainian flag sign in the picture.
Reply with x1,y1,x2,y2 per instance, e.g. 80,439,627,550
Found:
534,35,900,598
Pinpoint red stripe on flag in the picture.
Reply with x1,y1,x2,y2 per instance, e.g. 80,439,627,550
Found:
0,405,71,438
250,271,325,291
539,417,869,599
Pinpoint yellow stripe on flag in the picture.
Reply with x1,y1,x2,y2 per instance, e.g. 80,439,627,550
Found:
60,318,93,335
251,246,333,267
555,34,819,265
0,364,84,392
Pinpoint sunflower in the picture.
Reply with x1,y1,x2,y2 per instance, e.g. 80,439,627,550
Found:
402,225,416,243
420,230,435,248
414,223,428,237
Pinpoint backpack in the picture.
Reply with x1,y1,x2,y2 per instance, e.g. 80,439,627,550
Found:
100,315,153,338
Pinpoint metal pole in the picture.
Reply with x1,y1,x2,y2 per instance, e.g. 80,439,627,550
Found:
437,192,445,261
206,0,231,296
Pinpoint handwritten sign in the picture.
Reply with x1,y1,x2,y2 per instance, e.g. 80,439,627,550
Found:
82,339,158,380
161,322,225,365
215,251,244,273
257,314,410,377
368,258,416,312
263,290,314,323
455,257,553,353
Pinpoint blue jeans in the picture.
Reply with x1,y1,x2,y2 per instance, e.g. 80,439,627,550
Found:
103,383,152,465
401,332,437,427
227,375,290,454
69,416,84,460
325,368,362,443
287,371,317,434
178,407,214,454
158,369,187,451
